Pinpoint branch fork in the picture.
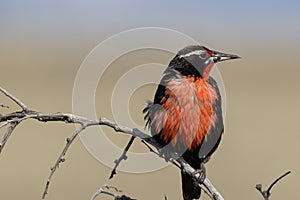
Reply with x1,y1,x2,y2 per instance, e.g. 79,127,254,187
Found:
0,86,291,200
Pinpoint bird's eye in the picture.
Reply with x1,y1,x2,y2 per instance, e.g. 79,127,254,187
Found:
199,52,208,59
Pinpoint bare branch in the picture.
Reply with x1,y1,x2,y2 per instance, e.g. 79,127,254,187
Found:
0,121,9,129
0,87,224,200
91,185,135,200
0,87,28,111
0,112,89,154
266,171,291,194
0,122,19,153
42,124,87,199
256,171,291,200
203,178,223,200
178,157,224,200
141,140,181,169
109,136,136,179
91,185,118,200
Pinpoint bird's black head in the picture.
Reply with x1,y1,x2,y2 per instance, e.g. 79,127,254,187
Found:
169,45,240,78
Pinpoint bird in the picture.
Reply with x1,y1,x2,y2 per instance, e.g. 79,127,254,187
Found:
143,45,240,199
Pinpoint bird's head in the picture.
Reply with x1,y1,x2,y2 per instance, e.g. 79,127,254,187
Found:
169,45,240,78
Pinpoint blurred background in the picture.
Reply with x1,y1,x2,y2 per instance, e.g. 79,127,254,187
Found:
0,1,299,199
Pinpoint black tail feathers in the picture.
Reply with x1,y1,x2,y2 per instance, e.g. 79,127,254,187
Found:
181,170,201,200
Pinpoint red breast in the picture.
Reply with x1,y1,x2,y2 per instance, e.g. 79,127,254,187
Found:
157,76,218,151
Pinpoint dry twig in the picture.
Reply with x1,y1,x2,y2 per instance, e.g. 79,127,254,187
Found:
0,86,224,200
109,136,136,179
91,184,135,200
256,171,291,200
0,122,19,153
0,87,28,111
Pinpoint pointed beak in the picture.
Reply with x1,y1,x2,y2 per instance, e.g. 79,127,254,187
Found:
211,50,241,63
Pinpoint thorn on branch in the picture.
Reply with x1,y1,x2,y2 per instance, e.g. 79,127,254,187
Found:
109,136,135,179
0,103,9,109
66,137,71,143
42,125,86,199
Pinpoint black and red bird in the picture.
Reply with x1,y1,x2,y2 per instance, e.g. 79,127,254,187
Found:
143,45,240,199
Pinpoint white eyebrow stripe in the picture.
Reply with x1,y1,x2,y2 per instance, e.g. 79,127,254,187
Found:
179,50,204,58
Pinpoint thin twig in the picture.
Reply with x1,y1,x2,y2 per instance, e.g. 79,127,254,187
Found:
178,157,224,200
0,112,87,154
110,136,136,179
91,185,117,200
0,122,19,153
266,171,291,194
203,178,223,200
91,185,135,200
0,87,224,200
256,171,291,200
41,124,86,199
164,194,168,200
0,121,9,129
0,87,28,111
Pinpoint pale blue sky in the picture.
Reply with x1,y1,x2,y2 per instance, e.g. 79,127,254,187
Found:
1,0,299,50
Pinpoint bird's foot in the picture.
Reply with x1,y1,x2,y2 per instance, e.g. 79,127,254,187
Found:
194,164,206,184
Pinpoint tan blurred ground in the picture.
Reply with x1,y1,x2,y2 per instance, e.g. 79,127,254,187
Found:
0,35,300,200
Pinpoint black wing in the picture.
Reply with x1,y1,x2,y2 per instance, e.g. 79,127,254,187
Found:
143,68,179,144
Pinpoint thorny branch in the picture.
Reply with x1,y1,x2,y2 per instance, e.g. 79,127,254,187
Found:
0,86,225,200
0,86,222,200
109,136,136,179
0,86,291,200
42,124,87,198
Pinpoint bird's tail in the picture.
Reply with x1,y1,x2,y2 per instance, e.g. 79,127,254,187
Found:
181,170,201,200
